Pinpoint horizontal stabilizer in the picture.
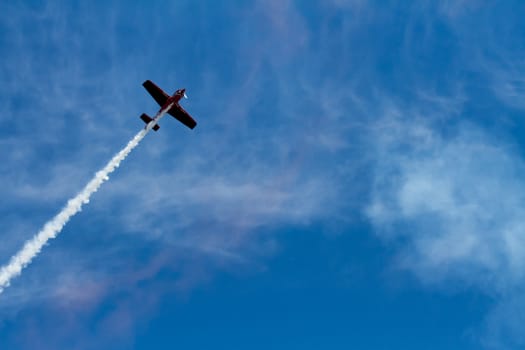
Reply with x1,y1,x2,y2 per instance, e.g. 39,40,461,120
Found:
140,113,160,131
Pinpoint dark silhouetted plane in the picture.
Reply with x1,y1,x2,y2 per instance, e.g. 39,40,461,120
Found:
140,80,197,131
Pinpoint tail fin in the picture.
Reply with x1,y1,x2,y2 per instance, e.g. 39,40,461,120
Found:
140,113,160,131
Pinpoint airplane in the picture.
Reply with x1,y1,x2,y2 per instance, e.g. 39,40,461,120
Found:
139,80,197,131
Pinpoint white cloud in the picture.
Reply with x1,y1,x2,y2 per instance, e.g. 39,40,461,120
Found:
367,115,525,291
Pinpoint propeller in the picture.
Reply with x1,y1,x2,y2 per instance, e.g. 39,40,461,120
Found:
184,92,188,99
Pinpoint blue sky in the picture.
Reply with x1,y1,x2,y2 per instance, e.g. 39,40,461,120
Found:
1,1,525,349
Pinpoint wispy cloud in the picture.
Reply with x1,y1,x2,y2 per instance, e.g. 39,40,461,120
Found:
367,114,525,288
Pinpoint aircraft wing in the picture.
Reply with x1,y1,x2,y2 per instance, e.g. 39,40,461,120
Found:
143,80,169,106
168,104,197,129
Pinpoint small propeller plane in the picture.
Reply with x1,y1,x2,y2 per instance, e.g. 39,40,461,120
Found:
140,80,197,131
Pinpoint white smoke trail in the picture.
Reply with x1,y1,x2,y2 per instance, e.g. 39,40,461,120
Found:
0,109,169,293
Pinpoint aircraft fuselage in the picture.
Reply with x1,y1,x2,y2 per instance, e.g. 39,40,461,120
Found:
160,89,185,112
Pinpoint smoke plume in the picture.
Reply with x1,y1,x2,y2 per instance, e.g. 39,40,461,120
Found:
0,110,168,293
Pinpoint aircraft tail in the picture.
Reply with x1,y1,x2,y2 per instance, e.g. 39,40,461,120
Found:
140,113,160,131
